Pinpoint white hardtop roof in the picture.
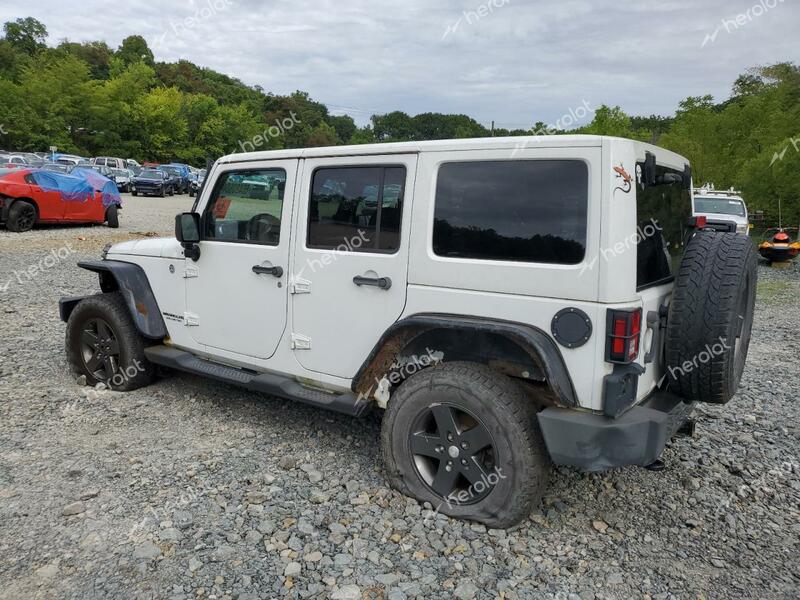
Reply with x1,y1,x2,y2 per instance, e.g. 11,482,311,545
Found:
219,135,688,167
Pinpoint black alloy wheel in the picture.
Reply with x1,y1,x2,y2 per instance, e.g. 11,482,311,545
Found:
409,403,498,503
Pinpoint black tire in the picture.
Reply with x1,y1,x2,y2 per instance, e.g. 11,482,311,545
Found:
66,292,156,391
106,204,119,229
665,232,758,404
6,200,37,232
132,190,138,197
381,362,551,528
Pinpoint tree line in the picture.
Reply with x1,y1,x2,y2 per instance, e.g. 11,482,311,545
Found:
0,17,797,227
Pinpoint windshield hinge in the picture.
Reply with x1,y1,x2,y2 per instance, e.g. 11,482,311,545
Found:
183,312,199,327
183,265,199,279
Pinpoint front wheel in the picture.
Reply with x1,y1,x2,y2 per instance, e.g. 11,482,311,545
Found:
66,292,155,391
381,362,551,528
106,204,119,228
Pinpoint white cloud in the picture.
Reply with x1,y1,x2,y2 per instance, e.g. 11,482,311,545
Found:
4,0,798,128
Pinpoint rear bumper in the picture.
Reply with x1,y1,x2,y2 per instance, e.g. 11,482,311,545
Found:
538,390,692,472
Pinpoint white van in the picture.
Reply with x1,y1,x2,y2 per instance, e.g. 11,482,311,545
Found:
92,156,128,170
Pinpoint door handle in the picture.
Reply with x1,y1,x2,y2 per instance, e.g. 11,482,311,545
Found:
353,275,392,290
252,264,284,278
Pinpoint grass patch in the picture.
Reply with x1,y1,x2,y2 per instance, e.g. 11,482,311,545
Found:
757,279,794,305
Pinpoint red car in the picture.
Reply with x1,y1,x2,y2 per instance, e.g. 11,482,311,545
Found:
0,167,121,232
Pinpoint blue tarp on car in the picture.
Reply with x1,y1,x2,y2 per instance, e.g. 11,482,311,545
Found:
31,168,121,207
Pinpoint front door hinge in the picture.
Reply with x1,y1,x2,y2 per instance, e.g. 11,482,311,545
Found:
183,312,200,327
291,333,312,350
183,265,199,279
290,276,311,294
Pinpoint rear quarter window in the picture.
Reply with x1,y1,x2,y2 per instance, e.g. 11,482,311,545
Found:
432,160,588,264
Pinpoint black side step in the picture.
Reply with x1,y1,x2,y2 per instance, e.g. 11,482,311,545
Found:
144,345,370,417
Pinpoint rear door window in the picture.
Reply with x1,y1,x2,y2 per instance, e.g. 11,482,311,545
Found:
308,166,406,253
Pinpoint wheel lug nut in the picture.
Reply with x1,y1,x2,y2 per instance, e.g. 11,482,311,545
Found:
461,459,468,466
445,464,452,472
461,442,468,450
447,433,453,441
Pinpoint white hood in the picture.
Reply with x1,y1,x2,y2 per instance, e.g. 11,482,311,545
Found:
107,237,185,259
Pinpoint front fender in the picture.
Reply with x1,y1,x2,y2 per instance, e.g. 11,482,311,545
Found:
59,260,167,339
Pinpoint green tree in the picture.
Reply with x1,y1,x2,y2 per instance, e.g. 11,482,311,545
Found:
576,105,650,140
117,35,154,67
58,40,112,79
3,17,47,55
134,87,188,161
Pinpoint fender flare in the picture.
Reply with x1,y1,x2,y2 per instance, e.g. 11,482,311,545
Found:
352,313,579,407
59,260,167,340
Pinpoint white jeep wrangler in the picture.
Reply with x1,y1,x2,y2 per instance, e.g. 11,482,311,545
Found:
60,136,757,528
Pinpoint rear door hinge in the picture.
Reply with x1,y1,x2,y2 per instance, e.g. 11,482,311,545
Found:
290,276,311,294
183,265,199,279
183,312,200,326
290,333,312,350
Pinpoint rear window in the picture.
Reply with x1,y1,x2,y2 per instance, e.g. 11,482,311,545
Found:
636,163,692,290
432,160,588,264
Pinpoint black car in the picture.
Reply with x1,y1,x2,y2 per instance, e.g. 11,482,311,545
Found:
158,166,186,194
132,169,173,197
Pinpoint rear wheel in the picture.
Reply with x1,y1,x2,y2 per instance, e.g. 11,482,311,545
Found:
66,292,155,391
381,362,550,528
132,190,138,197
106,204,119,228
159,187,165,198
6,200,36,232
665,232,758,403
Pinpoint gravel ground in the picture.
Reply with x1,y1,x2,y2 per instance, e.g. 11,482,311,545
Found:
1,197,798,600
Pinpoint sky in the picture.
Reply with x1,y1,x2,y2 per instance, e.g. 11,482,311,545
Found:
5,0,799,128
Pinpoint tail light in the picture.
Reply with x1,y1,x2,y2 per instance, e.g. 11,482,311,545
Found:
606,308,642,364
687,215,707,229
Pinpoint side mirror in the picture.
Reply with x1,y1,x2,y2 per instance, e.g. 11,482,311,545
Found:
175,212,200,243
176,213,201,261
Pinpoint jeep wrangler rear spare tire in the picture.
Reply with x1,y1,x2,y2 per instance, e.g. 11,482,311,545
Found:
66,292,155,391
381,362,551,528
665,232,757,404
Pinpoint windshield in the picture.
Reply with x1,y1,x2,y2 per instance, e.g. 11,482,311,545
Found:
139,171,162,180
694,196,745,217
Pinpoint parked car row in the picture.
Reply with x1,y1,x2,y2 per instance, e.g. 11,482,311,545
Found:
0,150,204,197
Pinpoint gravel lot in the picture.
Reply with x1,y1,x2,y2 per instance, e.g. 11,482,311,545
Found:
1,195,798,600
